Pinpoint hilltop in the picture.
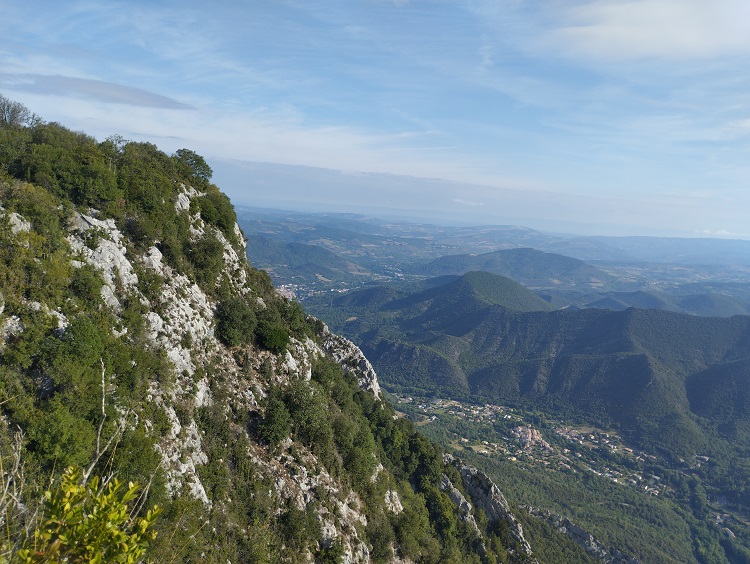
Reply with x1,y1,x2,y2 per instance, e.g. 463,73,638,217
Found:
409,248,618,292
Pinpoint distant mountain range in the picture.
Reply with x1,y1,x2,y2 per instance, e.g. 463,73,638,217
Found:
308,271,750,461
237,208,750,316
408,247,620,291
245,234,373,285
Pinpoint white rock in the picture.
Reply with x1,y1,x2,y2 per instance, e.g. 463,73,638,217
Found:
142,246,165,275
8,212,30,234
385,490,403,514
0,316,23,351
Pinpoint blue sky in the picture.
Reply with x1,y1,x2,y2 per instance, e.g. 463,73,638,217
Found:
2,1,750,237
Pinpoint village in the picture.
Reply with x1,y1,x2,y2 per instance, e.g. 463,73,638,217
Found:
390,393,669,497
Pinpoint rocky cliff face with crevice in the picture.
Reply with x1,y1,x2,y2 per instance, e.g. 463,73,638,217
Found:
444,454,536,562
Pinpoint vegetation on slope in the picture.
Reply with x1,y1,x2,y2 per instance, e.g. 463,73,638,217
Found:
309,264,750,558
0,94,536,562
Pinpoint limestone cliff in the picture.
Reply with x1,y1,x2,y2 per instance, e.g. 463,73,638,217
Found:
0,108,553,561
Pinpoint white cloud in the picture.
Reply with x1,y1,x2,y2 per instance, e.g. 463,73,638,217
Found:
699,229,750,239
453,198,484,207
551,0,750,60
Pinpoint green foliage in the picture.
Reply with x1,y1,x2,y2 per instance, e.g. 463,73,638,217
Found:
276,500,321,554
284,379,333,458
215,296,256,347
257,391,292,448
0,94,34,128
187,232,224,290
193,187,237,241
117,141,174,214
28,400,96,468
256,320,289,353
15,466,160,564
173,148,212,184
70,265,104,306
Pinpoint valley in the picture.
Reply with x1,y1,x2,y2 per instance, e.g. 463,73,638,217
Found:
393,391,750,563
237,207,750,317
239,205,750,562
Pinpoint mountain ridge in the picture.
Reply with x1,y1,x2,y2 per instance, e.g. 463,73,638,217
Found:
315,275,750,464
0,99,551,562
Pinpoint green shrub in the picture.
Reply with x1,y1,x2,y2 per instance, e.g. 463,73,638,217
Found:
256,321,289,354
173,148,212,184
188,232,224,290
276,501,321,553
16,466,160,563
70,264,104,305
257,392,292,448
215,296,256,347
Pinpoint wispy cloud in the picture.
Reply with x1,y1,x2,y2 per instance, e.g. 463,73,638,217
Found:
1,0,748,236
699,229,750,239
4,74,191,109
453,199,485,207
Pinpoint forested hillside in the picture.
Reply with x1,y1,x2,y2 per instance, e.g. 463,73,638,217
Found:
308,270,750,557
316,274,750,457
0,95,548,562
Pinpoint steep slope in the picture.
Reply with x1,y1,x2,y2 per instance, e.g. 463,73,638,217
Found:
0,106,543,563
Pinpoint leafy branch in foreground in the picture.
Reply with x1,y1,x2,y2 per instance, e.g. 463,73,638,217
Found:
13,466,160,564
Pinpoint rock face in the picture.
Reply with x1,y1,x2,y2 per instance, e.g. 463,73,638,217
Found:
2,177,550,562
445,454,536,561
37,186,378,560
320,327,381,399
523,507,641,563
439,474,482,538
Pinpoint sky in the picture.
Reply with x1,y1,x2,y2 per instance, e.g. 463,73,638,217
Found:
2,1,750,237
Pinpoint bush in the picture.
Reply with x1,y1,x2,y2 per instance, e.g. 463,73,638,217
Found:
257,392,292,448
188,232,224,290
70,264,104,305
256,321,289,354
215,297,257,347
173,148,212,184
16,466,160,563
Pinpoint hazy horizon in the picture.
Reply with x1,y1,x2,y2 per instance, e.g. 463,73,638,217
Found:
217,160,749,240
3,1,750,238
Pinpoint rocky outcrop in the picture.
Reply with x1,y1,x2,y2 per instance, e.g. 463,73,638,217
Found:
523,506,641,563
1,204,31,234
60,187,387,560
320,327,381,399
2,183,545,563
439,474,482,539
445,454,535,561
68,212,138,311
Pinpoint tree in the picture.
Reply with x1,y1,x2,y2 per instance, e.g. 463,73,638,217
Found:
173,148,212,183
0,94,32,128
256,321,289,354
257,392,292,448
215,296,257,347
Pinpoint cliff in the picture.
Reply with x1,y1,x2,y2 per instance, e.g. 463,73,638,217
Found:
0,106,538,562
